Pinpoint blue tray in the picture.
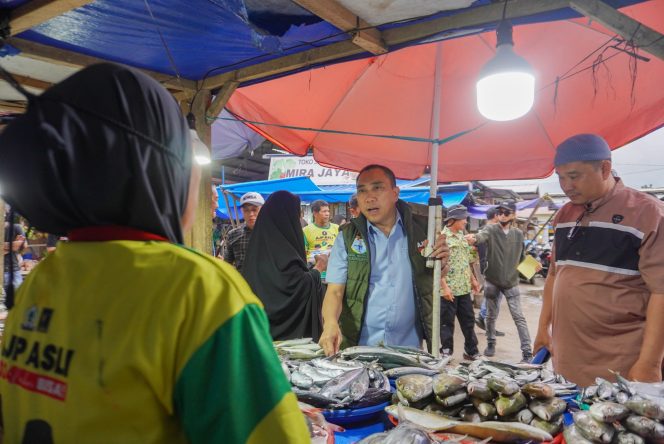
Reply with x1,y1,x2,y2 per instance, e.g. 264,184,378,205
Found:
322,401,389,426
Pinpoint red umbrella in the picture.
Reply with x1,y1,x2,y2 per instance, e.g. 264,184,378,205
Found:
226,1,664,182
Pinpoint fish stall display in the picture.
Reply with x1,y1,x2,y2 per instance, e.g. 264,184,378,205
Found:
565,374,664,444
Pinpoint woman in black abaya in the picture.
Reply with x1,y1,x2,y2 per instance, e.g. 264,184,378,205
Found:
243,191,326,341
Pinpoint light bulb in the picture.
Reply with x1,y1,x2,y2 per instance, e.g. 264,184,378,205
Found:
476,22,535,122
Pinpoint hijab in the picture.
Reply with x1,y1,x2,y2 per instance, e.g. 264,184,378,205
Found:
243,191,324,341
0,63,191,243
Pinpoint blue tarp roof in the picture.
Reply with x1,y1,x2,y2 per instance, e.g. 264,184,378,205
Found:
216,176,469,216
1,1,648,84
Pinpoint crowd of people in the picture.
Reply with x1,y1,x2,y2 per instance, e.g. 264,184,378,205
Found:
0,62,662,441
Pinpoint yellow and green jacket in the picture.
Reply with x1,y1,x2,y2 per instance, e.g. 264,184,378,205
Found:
0,234,307,443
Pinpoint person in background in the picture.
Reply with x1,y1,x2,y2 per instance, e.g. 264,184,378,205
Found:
244,191,327,341
332,214,347,226
534,134,664,386
319,164,450,355
303,200,339,262
348,193,360,219
0,63,307,443
3,214,27,295
299,208,308,228
466,202,533,363
223,191,264,273
440,205,481,360
475,206,505,337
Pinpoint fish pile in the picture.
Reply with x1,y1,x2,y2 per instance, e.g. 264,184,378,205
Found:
299,402,344,444
393,359,577,438
565,375,664,444
276,339,393,409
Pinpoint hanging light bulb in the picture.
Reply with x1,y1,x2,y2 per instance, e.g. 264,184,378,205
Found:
476,20,535,121
186,113,211,165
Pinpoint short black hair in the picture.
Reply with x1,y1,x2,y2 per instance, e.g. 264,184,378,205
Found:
311,200,329,213
357,164,397,187
349,193,358,209
486,207,498,220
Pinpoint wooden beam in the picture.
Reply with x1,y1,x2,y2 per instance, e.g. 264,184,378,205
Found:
202,0,569,89
7,38,197,92
293,0,387,55
9,0,94,36
206,81,238,122
569,0,664,62
4,73,53,91
0,101,27,112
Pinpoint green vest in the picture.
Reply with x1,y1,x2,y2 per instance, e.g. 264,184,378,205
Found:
338,200,434,350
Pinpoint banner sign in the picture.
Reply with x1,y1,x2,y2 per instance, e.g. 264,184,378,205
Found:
269,156,357,185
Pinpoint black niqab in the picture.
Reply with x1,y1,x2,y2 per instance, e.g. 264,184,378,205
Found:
243,191,324,341
0,63,191,243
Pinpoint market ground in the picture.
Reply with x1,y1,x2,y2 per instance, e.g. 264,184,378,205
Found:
449,278,546,364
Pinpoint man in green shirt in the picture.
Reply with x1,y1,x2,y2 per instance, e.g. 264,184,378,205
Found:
303,199,339,262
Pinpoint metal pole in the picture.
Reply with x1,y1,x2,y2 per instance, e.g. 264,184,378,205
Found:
221,190,235,229
426,44,444,357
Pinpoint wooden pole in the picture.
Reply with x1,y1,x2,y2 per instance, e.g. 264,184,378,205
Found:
186,89,213,255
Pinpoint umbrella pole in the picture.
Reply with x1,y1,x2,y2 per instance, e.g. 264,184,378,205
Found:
427,44,444,357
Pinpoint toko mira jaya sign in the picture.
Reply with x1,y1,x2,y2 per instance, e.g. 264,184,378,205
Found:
269,155,357,185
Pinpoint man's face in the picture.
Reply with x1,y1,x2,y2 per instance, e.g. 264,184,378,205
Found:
356,168,399,227
348,206,361,219
241,204,261,229
556,160,611,205
314,206,330,226
496,207,514,225
449,218,467,231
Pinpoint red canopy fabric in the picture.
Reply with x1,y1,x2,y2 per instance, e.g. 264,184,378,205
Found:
227,1,664,181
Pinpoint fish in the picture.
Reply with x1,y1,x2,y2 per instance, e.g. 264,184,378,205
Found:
310,357,365,371
320,367,366,399
589,401,630,422
624,398,664,421
472,398,497,418
564,425,595,444
350,369,370,401
433,373,467,397
623,414,664,443
299,363,342,386
516,409,534,425
348,388,392,408
385,405,553,443
495,393,527,417
384,367,440,378
596,378,618,400
275,337,315,348
573,411,615,444
291,371,314,389
530,415,563,435
436,390,468,408
487,376,520,396
460,407,482,423
293,388,337,408
341,346,446,370
521,382,555,399
397,374,434,403
467,379,495,402
614,431,646,444
514,370,541,385
357,432,389,444
529,397,567,421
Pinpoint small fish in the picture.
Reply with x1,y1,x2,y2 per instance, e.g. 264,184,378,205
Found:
397,374,434,403
573,411,615,444
623,414,664,443
614,431,646,444
495,392,527,417
624,398,664,421
522,382,555,399
529,397,567,421
487,376,520,396
596,378,617,400
433,373,467,397
467,379,494,401
384,367,439,378
472,398,497,418
516,408,534,425
589,401,630,422
460,407,482,423
531,416,563,435
437,390,468,408
616,391,630,404
564,425,595,444
291,371,314,389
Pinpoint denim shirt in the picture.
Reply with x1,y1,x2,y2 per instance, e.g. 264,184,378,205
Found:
327,214,421,347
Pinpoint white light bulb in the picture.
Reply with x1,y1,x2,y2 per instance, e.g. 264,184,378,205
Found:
477,71,535,121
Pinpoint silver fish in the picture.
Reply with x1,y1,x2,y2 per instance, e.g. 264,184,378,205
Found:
291,371,314,389
433,373,467,397
397,374,434,403
614,431,646,444
564,425,595,444
624,398,664,421
384,367,440,378
589,401,630,422
624,414,664,443
574,411,615,444
320,367,366,398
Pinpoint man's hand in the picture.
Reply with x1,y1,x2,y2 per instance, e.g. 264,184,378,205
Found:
319,322,342,356
471,278,481,295
313,253,329,273
464,234,476,245
628,359,663,382
442,288,454,302
432,232,449,261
